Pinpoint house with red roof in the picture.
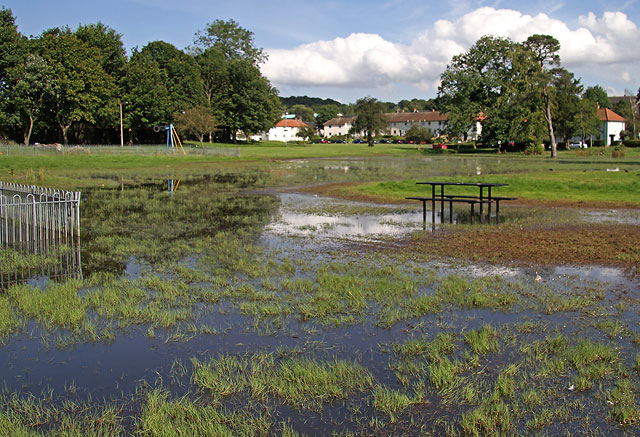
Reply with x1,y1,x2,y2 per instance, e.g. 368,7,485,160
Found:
262,117,311,142
598,107,626,145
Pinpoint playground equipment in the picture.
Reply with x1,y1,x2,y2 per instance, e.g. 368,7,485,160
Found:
165,124,186,155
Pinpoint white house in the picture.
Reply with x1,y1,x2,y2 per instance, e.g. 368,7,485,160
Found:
262,118,310,142
323,110,482,140
598,108,626,145
323,116,357,137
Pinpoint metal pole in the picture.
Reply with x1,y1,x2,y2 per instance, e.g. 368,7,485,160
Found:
119,100,124,147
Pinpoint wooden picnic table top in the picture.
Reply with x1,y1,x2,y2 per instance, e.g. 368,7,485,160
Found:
416,181,509,187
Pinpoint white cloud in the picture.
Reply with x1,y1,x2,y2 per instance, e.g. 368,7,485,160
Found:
262,7,640,96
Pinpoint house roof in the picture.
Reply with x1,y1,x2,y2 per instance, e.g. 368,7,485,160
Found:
384,111,448,123
598,108,626,122
324,116,357,126
274,118,309,128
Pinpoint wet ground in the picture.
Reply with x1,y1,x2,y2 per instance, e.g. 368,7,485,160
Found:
1,160,640,435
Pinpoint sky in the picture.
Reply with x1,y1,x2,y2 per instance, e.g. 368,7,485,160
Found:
4,0,640,104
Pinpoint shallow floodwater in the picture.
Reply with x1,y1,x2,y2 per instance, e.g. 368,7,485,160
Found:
1,168,640,435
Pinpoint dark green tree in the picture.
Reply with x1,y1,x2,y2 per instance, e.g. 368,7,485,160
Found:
140,41,204,120
439,36,520,145
551,68,583,147
75,22,127,79
350,97,387,147
192,19,266,64
0,7,27,137
584,85,611,109
36,27,116,144
121,48,170,132
217,58,280,142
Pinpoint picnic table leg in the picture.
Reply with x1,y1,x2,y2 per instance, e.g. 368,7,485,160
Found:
431,185,436,225
440,186,444,223
478,187,483,221
495,200,500,224
422,200,426,229
449,199,453,223
487,186,492,223
470,203,475,224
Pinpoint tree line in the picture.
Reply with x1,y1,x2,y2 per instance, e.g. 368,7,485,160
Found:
1,7,637,149
0,9,280,145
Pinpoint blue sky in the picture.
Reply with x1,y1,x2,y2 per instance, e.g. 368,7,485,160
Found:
5,1,640,103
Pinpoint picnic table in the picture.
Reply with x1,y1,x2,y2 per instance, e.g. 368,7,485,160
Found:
406,181,515,226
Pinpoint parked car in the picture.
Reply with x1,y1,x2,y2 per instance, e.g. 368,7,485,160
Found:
332,139,345,144
353,139,364,144
569,141,587,149
433,143,448,150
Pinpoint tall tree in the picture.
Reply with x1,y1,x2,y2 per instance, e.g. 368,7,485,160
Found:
439,36,520,144
36,27,116,144
551,68,583,147
216,58,280,142
0,7,27,137
192,19,266,64
121,48,171,132
12,53,51,145
523,34,561,157
350,97,387,147
140,41,204,119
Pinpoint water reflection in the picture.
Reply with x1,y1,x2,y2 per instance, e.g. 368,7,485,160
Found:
266,193,427,239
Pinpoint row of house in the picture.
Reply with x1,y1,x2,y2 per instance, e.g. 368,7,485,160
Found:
262,107,626,146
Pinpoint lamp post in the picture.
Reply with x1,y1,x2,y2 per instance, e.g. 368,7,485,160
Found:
119,100,127,147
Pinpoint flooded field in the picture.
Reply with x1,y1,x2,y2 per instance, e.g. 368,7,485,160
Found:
1,158,639,435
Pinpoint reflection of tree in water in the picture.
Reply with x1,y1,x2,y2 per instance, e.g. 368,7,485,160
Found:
81,175,279,276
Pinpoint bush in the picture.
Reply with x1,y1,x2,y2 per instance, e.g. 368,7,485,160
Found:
524,143,545,155
622,140,640,148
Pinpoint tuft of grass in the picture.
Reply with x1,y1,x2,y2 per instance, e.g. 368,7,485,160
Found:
464,324,499,355
608,379,639,425
460,399,513,436
138,388,270,436
372,386,415,423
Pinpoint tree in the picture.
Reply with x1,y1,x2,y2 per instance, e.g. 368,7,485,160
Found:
584,85,611,109
350,97,387,147
121,48,170,132
174,105,217,146
140,41,204,120
297,125,316,142
405,125,433,143
192,19,266,64
216,58,280,142
571,99,600,144
0,7,27,138
314,104,339,127
551,68,583,147
439,36,521,144
288,104,315,122
12,53,51,145
523,34,561,157
36,27,116,144
196,48,227,107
